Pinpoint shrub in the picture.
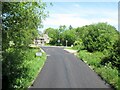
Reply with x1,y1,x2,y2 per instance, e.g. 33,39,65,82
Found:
96,63,119,89
100,38,120,69
78,50,119,90
2,47,46,89
73,39,85,50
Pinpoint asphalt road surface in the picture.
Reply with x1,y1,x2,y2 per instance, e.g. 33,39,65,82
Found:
29,46,112,89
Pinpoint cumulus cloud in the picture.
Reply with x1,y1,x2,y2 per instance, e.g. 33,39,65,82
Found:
41,2,118,31
43,13,117,29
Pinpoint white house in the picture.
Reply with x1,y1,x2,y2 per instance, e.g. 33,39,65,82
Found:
34,34,50,46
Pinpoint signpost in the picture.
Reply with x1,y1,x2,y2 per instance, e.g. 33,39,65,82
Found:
66,40,68,47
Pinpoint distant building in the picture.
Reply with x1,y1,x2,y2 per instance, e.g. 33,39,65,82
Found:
34,34,50,46
43,34,50,43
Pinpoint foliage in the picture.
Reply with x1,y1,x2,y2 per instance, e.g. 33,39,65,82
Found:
96,63,119,89
75,23,120,89
2,48,46,89
77,23,118,52
78,50,104,67
61,29,76,46
44,28,59,45
69,25,73,30
100,35,120,69
73,39,85,50
2,1,48,89
59,25,67,33
2,2,48,49
78,50,120,90
76,23,119,71
44,25,76,46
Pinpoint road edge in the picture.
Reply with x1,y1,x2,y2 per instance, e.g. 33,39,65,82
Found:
27,48,46,89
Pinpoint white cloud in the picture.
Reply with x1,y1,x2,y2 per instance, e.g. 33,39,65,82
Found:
41,3,118,31
43,0,119,2
43,12,118,29
43,14,87,28
74,4,80,7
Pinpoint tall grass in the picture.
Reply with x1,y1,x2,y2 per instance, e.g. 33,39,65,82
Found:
2,47,46,89
78,50,119,90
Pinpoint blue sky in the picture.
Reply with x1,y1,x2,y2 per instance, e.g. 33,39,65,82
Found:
39,1,118,32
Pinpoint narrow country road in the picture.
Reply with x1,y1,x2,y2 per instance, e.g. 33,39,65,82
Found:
29,46,112,89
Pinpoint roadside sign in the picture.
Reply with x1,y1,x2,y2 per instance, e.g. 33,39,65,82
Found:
36,52,42,57
58,40,60,43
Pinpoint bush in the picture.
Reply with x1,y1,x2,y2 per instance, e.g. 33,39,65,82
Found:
78,50,119,90
75,23,118,52
61,29,76,46
78,50,104,67
83,25,114,52
2,47,46,89
73,39,85,50
100,38,120,69
96,63,119,89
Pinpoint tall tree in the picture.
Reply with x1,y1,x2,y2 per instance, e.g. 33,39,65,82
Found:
44,28,59,45
2,1,48,89
69,25,73,30
59,25,66,33
2,2,48,50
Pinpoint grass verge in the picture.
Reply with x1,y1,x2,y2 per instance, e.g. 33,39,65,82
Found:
65,46,78,50
78,50,119,90
24,48,47,89
2,47,47,89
